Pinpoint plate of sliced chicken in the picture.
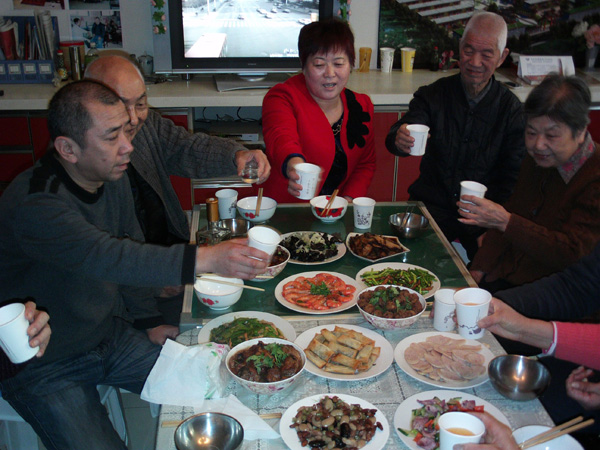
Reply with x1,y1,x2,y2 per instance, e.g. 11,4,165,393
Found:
394,332,494,389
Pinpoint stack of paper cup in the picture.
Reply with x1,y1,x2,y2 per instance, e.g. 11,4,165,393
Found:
295,163,321,200
401,47,416,72
406,124,430,156
380,47,395,73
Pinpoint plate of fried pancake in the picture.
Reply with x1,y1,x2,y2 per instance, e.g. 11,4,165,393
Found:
295,324,394,381
394,332,494,389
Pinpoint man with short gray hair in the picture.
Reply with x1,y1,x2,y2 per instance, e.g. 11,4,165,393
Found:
386,12,526,260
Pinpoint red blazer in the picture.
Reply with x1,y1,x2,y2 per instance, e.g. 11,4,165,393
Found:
261,74,376,203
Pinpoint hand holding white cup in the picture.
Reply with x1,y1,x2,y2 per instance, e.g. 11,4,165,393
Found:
0,303,40,364
294,163,322,200
454,288,492,339
406,124,429,156
438,411,485,450
459,181,487,212
247,226,280,258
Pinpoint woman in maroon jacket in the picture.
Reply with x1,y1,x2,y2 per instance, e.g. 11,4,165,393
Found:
261,19,375,203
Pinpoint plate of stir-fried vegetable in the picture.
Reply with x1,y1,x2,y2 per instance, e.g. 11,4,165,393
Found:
355,263,440,299
198,311,296,347
394,390,509,450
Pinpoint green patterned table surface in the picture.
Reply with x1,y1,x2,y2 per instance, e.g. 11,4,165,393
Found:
185,202,473,322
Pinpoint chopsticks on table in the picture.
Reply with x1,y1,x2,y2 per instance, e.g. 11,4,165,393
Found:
321,189,339,217
517,416,594,449
255,187,263,217
401,204,415,228
160,412,282,428
195,275,265,292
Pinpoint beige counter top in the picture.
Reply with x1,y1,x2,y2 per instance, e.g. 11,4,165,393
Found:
2,68,600,111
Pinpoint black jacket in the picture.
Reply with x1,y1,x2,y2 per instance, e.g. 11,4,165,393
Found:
386,74,526,215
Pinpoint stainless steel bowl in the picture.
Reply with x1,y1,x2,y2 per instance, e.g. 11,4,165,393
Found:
174,412,243,450
218,218,252,237
488,355,551,401
389,213,430,239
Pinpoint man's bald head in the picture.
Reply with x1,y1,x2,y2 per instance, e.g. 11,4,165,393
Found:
85,55,148,137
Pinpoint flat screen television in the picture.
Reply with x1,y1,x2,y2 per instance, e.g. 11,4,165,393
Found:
160,0,335,90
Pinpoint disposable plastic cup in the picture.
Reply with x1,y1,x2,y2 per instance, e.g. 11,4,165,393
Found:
433,288,456,332
215,189,238,219
380,47,395,73
401,47,416,72
353,197,376,229
459,181,487,212
406,124,430,156
0,303,39,364
295,163,322,200
247,226,280,257
454,288,492,339
438,411,485,450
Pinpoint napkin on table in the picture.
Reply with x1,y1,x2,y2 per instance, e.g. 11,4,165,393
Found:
194,395,280,440
141,339,230,408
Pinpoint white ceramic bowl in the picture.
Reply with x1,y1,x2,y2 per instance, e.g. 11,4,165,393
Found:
226,337,306,395
513,425,584,450
236,196,277,222
194,275,243,310
356,285,426,330
252,245,290,282
310,195,348,223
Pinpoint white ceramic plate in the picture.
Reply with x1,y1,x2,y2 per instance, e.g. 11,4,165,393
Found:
197,311,296,345
355,262,440,299
394,331,495,389
294,324,394,381
280,393,390,450
275,271,359,315
513,425,584,450
279,231,346,265
394,390,510,450
346,232,410,262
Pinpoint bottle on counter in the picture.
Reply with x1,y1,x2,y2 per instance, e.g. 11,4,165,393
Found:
430,46,439,72
56,50,68,81
85,43,100,69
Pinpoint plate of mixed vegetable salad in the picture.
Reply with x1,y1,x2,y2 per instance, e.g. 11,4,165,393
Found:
197,311,296,346
394,390,509,450
355,263,440,299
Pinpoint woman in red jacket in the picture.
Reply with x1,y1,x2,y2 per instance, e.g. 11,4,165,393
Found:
261,18,375,203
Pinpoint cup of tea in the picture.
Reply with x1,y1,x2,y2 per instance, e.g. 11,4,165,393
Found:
438,411,485,450
454,288,492,339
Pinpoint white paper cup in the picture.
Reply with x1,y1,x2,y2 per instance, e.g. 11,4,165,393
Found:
380,47,395,73
454,288,492,339
353,197,376,229
459,181,487,212
295,163,322,200
247,226,280,257
438,411,485,450
433,288,456,332
215,189,238,219
406,124,430,156
0,303,39,364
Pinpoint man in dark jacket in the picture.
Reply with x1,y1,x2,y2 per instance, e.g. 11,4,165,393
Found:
386,12,526,259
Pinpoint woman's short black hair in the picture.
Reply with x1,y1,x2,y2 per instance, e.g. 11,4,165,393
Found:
298,18,355,68
524,73,591,137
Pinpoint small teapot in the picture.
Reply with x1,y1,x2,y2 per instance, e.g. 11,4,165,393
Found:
138,52,154,77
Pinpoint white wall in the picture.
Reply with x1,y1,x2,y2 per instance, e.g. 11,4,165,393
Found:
0,0,379,67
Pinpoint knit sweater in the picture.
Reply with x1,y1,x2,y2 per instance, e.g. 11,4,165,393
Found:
471,142,600,286
0,152,197,364
555,322,600,370
261,74,376,203
131,109,246,240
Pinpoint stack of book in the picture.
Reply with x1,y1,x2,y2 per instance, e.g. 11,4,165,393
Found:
0,12,58,84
